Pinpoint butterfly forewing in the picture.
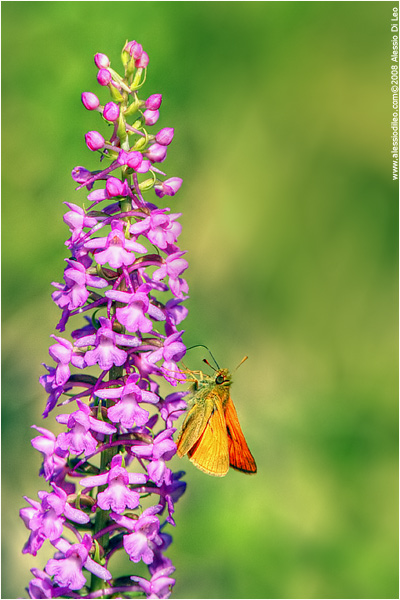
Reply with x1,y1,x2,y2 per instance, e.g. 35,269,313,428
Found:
224,396,257,473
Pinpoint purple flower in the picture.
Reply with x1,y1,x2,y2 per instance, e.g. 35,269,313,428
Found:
52,259,108,311
130,209,181,251
160,391,188,427
56,401,116,456
45,534,111,590
153,251,189,298
28,568,69,599
63,202,98,242
71,166,95,188
118,149,143,170
112,506,163,564
132,567,176,599
75,316,140,371
157,471,187,526
81,454,147,514
142,429,177,487
39,364,65,417
105,176,129,197
85,220,147,268
155,177,183,198
96,372,158,428
48,335,85,386
30,426,69,483
20,484,89,556
105,283,165,333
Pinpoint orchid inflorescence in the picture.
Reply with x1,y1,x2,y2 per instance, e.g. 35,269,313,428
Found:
20,40,189,599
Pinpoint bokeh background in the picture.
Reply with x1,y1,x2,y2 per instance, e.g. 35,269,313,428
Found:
2,2,398,599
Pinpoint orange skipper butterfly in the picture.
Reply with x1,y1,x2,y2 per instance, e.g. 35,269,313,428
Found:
176,356,257,476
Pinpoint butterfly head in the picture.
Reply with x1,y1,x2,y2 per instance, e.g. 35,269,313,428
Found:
214,368,231,387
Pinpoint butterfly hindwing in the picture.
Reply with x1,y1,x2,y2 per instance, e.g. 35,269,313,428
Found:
176,397,214,458
187,392,229,477
224,396,257,474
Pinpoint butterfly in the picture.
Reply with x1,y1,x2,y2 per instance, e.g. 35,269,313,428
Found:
176,358,257,476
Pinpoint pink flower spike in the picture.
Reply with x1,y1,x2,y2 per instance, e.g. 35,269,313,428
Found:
24,40,189,599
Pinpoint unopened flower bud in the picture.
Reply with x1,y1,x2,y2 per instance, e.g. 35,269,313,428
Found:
103,101,120,122
145,94,162,110
136,52,149,68
85,131,105,151
146,143,167,163
81,92,100,111
143,109,159,126
94,53,110,69
126,151,143,170
126,41,143,60
106,177,127,197
97,68,112,86
156,127,174,146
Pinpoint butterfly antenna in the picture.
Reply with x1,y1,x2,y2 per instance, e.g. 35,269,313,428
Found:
203,358,217,371
186,344,220,369
234,355,248,372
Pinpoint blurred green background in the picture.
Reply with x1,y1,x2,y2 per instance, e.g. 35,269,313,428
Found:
2,2,398,598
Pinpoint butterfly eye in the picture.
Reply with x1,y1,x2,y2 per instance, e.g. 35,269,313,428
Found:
215,375,224,385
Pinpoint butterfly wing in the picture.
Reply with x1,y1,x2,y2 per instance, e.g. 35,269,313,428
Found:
224,397,257,474
187,393,229,477
176,394,215,458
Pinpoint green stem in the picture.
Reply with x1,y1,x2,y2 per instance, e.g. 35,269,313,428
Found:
89,365,122,594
